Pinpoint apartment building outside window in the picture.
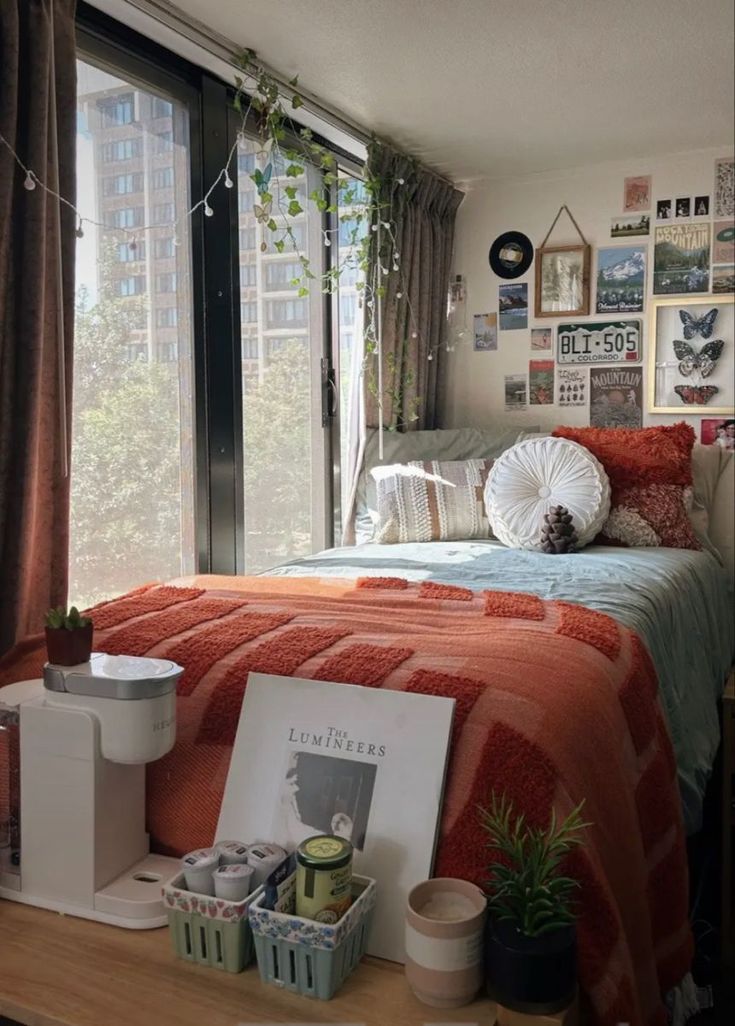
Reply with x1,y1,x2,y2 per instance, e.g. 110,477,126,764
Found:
105,206,144,228
265,298,307,329
115,275,146,296
103,172,143,196
153,167,174,189
154,236,175,258
156,272,177,293
98,92,134,125
101,138,142,161
117,241,145,262
156,306,178,327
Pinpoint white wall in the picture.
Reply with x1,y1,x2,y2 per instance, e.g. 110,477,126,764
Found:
441,146,734,434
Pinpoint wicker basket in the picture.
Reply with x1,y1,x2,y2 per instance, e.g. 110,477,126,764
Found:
163,871,261,973
249,873,376,1000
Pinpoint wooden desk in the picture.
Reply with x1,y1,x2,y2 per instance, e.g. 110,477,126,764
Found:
0,902,496,1026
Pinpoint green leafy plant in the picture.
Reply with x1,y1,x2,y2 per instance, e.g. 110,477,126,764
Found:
44,606,92,631
479,793,589,937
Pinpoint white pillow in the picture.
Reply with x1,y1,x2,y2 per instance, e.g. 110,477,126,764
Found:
484,437,611,550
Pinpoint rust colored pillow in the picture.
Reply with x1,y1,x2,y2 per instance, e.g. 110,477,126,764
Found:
552,423,701,550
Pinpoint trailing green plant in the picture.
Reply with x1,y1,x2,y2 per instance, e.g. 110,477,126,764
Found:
479,792,589,938
230,49,422,421
44,606,92,631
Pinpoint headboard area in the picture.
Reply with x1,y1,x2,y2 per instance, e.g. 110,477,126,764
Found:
355,426,735,591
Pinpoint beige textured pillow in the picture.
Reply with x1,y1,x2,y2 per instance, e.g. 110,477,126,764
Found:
370,459,493,544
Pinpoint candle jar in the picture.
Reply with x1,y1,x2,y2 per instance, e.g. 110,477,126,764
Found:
405,877,487,1009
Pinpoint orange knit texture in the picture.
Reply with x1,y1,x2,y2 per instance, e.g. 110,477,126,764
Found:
0,579,690,1026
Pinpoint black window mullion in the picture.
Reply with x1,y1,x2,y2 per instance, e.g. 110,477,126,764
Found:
201,80,244,574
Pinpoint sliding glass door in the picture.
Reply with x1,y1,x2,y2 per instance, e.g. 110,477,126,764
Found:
70,5,362,601
71,51,197,606
235,133,330,572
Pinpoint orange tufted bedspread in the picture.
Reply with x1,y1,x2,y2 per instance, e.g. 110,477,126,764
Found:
0,575,691,1026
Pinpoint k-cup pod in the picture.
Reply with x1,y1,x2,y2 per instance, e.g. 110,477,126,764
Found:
181,847,220,895
405,877,487,1009
212,862,255,901
215,840,251,865
246,842,287,887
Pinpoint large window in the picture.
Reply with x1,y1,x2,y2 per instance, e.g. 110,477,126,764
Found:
72,6,364,598
71,55,195,606
236,133,327,572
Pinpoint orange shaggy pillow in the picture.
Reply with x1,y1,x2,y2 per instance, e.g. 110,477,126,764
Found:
552,423,700,550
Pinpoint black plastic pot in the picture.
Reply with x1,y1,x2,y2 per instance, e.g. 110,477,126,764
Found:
486,917,576,1014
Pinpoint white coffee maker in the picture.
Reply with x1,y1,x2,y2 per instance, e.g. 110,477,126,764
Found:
0,653,182,928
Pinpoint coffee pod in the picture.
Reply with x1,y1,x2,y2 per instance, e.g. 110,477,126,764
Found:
405,877,487,1009
246,842,287,887
212,863,255,901
215,840,251,865
181,847,220,895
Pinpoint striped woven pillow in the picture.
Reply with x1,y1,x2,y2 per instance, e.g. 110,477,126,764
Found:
370,459,494,543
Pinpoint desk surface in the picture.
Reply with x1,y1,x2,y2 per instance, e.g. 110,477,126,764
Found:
0,902,496,1026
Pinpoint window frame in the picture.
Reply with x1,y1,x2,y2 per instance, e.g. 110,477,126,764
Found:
76,0,364,578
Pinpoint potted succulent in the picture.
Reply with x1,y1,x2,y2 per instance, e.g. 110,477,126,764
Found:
44,606,94,666
480,793,588,1014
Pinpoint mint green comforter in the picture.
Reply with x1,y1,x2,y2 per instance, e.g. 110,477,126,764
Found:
269,542,734,834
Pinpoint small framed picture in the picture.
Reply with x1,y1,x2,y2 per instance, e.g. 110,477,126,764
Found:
675,197,691,218
534,243,590,318
656,199,672,221
694,195,710,217
648,296,734,413
701,417,735,449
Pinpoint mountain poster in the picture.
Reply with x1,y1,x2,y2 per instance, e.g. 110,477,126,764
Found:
653,222,711,294
596,246,646,313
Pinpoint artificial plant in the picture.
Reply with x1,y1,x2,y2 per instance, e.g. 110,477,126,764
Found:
44,606,92,631
479,793,589,937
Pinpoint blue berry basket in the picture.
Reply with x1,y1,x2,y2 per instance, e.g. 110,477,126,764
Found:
248,873,376,1000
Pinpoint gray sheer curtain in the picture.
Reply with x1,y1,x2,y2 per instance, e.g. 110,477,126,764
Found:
0,0,77,656
364,141,463,432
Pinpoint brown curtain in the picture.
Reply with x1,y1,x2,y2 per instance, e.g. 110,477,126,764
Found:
364,141,463,431
0,0,77,656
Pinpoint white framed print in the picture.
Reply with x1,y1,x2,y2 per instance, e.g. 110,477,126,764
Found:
216,673,455,963
648,296,734,414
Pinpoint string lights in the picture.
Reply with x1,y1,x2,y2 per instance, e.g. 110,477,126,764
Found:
0,51,469,450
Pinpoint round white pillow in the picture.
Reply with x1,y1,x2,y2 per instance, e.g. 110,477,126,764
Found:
484,437,611,550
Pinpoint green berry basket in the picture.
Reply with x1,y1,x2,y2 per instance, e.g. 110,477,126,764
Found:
248,873,377,1000
162,871,262,973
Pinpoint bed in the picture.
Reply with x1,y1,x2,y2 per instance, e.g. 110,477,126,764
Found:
0,424,732,1026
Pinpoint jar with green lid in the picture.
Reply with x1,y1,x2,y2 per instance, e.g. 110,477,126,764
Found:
295,834,353,924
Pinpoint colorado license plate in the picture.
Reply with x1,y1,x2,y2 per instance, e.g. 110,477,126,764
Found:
557,320,642,364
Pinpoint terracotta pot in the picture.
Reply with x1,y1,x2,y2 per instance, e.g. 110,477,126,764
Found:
486,917,576,1013
405,877,486,1009
44,624,93,666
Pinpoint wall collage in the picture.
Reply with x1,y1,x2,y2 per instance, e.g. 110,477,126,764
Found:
458,155,735,450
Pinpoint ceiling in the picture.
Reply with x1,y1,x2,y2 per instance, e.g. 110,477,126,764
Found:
162,0,734,182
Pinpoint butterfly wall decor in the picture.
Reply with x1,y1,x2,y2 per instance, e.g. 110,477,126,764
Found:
672,338,724,378
679,307,718,339
673,385,719,405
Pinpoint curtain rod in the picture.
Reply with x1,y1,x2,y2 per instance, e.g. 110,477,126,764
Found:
93,0,454,186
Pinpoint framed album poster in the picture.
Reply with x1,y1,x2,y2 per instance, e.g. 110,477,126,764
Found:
649,296,734,414
216,673,455,963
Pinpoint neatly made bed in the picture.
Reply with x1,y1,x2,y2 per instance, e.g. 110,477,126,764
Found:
0,424,731,1026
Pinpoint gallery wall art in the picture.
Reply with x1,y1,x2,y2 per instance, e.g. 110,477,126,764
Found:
596,246,646,314
649,297,734,413
653,223,710,295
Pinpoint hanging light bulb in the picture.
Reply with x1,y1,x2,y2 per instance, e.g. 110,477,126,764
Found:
173,233,180,247
323,231,331,247
411,331,418,339
371,224,378,232
382,221,390,229
75,217,84,239
397,177,405,185
427,351,433,361
382,266,388,275
396,291,403,299
224,169,233,189
23,171,36,191
204,202,214,217
129,236,137,252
